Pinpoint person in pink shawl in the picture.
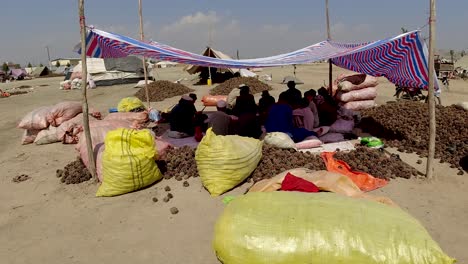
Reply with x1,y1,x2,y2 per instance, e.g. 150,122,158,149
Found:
292,98,315,131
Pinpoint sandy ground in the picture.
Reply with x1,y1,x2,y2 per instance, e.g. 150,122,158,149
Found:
0,64,467,263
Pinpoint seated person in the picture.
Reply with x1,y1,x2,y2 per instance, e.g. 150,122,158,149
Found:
168,95,196,138
232,85,261,138
265,92,316,142
316,87,338,126
265,92,294,135
233,86,257,116
205,100,232,136
293,98,315,131
259,90,275,112
188,93,198,112
189,93,197,103
304,90,320,128
258,90,275,124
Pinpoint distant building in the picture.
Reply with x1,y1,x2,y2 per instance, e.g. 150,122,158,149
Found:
6,62,20,69
50,58,80,67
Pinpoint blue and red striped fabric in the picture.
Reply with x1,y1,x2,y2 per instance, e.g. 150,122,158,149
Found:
78,28,437,90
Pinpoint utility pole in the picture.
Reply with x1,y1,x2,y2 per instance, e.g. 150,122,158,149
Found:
46,46,52,69
426,0,436,179
138,0,151,108
326,0,333,94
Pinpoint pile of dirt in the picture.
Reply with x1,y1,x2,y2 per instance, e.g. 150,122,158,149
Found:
160,146,199,180
158,142,423,184
210,77,272,95
359,101,467,174
160,145,327,183
8,90,28,96
335,147,419,180
57,158,92,184
134,80,194,102
12,174,30,183
251,145,326,182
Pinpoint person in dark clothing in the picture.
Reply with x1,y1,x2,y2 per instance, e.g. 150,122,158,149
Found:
188,93,198,113
232,86,261,138
265,92,294,135
258,90,275,124
233,86,257,116
316,87,338,126
306,89,317,98
189,93,197,103
283,80,302,108
258,90,275,113
169,95,196,137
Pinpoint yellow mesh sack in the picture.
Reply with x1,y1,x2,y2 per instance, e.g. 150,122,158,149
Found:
96,128,162,197
195,128,262,196
117,97,145,112
214,192,455,264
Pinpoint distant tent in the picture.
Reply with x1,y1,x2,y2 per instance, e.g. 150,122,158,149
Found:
24,67,34,74
186,47,237,75
185,47,256,83
8,69,28,80
31,66,49,77
54,66,68,75
282,76,304,85
69,56,144,86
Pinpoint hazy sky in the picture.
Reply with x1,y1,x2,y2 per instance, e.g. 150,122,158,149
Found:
1,0,467,66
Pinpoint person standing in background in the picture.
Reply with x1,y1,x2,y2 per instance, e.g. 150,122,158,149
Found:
283,80,302,108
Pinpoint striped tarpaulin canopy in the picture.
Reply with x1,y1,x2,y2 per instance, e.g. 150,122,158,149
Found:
79,28,437,90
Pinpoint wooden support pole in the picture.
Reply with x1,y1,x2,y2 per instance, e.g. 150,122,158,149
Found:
426,0,437,179
78,0,97,180
326,0,333,94
207,23,213,85
139,0,151,108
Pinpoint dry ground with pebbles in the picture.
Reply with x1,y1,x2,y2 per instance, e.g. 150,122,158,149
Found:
0,64,467,263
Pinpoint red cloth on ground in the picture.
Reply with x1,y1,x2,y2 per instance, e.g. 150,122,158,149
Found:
280,173,320,193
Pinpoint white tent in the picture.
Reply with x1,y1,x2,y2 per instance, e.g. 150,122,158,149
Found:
70,57,144,86
239,69,257,77
24,67,35,74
